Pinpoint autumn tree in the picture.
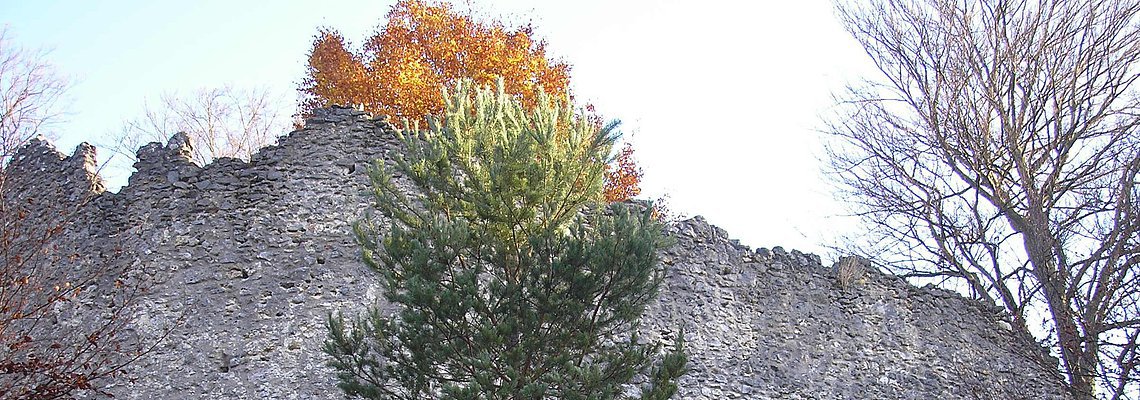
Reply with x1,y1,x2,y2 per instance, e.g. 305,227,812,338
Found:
301,29,372,115
300,0,570,122
105,85,287,167
828,0,1140,398
605,143,643,203
299,0,642,201
324,79,686,399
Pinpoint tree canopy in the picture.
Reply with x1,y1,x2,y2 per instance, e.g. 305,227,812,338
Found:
299,0,643,202
828,0,1140,397
300,0,570,123
324,79,685,399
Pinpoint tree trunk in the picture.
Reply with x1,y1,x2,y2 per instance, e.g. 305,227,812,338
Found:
1022,226,1095,399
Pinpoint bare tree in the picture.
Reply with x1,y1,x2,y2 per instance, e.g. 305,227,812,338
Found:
827,0,1140,398
0,28,68,167
0,29,160,398
0,175,157,399
106,85,287,167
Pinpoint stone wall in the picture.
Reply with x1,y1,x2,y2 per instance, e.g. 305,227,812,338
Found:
3,106,1070,399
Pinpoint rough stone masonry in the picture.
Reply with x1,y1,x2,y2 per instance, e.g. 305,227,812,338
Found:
3,106,1071,399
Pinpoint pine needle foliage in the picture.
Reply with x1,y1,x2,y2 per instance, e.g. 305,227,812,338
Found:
324,79,686,399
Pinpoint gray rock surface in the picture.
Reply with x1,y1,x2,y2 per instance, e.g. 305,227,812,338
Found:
3,106,1070,399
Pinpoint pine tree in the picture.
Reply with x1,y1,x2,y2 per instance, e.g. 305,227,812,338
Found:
324,79,686,399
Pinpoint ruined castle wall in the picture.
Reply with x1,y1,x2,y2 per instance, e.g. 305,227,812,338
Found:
647,219,1068,399
3,106,1070,399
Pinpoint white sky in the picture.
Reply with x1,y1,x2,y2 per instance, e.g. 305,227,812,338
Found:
2,0,874,259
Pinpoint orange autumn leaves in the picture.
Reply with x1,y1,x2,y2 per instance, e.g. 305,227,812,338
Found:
604,143,642,203
300,0,642,202
302,29,371,114
300,0,569,122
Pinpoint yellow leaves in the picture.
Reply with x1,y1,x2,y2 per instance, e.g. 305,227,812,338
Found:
299,0,570,125
604,143,643,203
298,0,641,204
303,28,373,111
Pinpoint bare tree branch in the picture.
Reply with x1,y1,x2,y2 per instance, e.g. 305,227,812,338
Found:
828,0,1140,398
105,85,287,167
0,28,68,168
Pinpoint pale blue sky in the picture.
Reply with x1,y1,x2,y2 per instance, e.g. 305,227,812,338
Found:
2,0,871,258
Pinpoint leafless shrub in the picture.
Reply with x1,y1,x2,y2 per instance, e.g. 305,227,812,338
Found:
834,255,868,289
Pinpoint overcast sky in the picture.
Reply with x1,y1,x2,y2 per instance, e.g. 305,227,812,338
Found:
2,0,873,259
